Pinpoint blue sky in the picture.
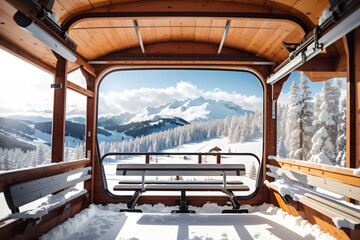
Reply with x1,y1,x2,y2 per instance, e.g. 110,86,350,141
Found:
98,70,264,115
100,70,263,97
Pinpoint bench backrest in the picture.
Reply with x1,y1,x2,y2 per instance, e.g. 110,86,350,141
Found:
116,164,246,176
266,164,360,201
5,166,92,212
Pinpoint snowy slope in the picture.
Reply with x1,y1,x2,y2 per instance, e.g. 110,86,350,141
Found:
130,96,253,123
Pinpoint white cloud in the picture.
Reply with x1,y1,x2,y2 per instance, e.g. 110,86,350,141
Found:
98,81,263,116
0,48,263,118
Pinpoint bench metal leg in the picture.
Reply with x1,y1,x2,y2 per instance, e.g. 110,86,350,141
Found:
172,191,195,213
222,190,248,214
120,191,142,213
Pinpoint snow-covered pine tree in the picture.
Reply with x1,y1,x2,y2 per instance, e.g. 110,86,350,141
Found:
309,81,336,165
249,162,257,180
277,141,288,158
286,81,302,159
336,98,346,167
277,103,283,148
299,72,313,160
328,79,342,158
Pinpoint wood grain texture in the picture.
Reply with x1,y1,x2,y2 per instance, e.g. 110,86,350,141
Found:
0,159,90,192
268,188,360,240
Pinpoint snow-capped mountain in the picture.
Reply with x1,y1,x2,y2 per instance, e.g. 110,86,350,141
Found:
1,97,253,150
104,97,253,124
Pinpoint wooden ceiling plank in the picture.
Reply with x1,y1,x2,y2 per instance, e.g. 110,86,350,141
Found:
195,27,211,43
245,28,275,54
88,0,111,9
123,27,140,49
139,27,157,45
155,26,171,42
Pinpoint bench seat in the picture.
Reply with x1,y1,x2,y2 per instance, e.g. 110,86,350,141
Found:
114,163,249,212
114,183,250,191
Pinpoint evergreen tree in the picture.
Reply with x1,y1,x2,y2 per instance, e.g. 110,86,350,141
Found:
299,72,313,160
328,79,342,157
336,99,346,167
310,82,336,165
286,81,302,159
277,141,288,158
249,162,257,180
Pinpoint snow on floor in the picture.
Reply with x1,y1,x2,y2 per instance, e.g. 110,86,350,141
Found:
40,203,335,240
104,137,262,197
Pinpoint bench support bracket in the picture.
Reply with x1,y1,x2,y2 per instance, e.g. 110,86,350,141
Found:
222,190,249,214
120,190,143,213
172,191,196,213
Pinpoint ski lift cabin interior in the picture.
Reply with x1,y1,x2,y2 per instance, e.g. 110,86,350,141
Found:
0,0,360,239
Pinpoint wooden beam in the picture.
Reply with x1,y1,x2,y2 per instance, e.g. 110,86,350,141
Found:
344,29,360,170
51,53,67,163
344,28,360,204
0,159,90,192
75,56,96,77
88,53,275,66
6,0,96,77
66,80,94,97
80,66,96,204
272,74,290,101
296,53,347,82
303,71,347,82
62,1,312,33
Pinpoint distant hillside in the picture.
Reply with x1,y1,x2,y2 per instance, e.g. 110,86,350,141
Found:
0,134,36,152
104,117,189,138
35,121,112,140
0,117,36,141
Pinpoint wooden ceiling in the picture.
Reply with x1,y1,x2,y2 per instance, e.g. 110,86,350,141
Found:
0,0,330,74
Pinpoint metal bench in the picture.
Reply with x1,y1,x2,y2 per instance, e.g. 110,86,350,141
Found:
113,163,249,213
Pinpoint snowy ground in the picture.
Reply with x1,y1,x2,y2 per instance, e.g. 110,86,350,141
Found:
103,136,262,197
40,203,335,240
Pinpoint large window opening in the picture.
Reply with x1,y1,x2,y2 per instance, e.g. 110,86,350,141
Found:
0,49,54,172
64,69,87,162
276,72,347,167
97,69,263,197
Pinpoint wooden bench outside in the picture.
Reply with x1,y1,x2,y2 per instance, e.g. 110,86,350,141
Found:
0,159,92,239
266,163,360,230
114,163,249,213
5,166,92,213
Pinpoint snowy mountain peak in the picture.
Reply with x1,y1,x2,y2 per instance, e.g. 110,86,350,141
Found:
129,97,253,123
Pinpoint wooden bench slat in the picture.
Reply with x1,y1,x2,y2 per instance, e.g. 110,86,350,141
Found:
299,197,360,229
9,167,91,208
116,164,246,170
266,164,360,200
305,193,360,219
116,164,246,176
113,184,250,191
118,180,244,185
